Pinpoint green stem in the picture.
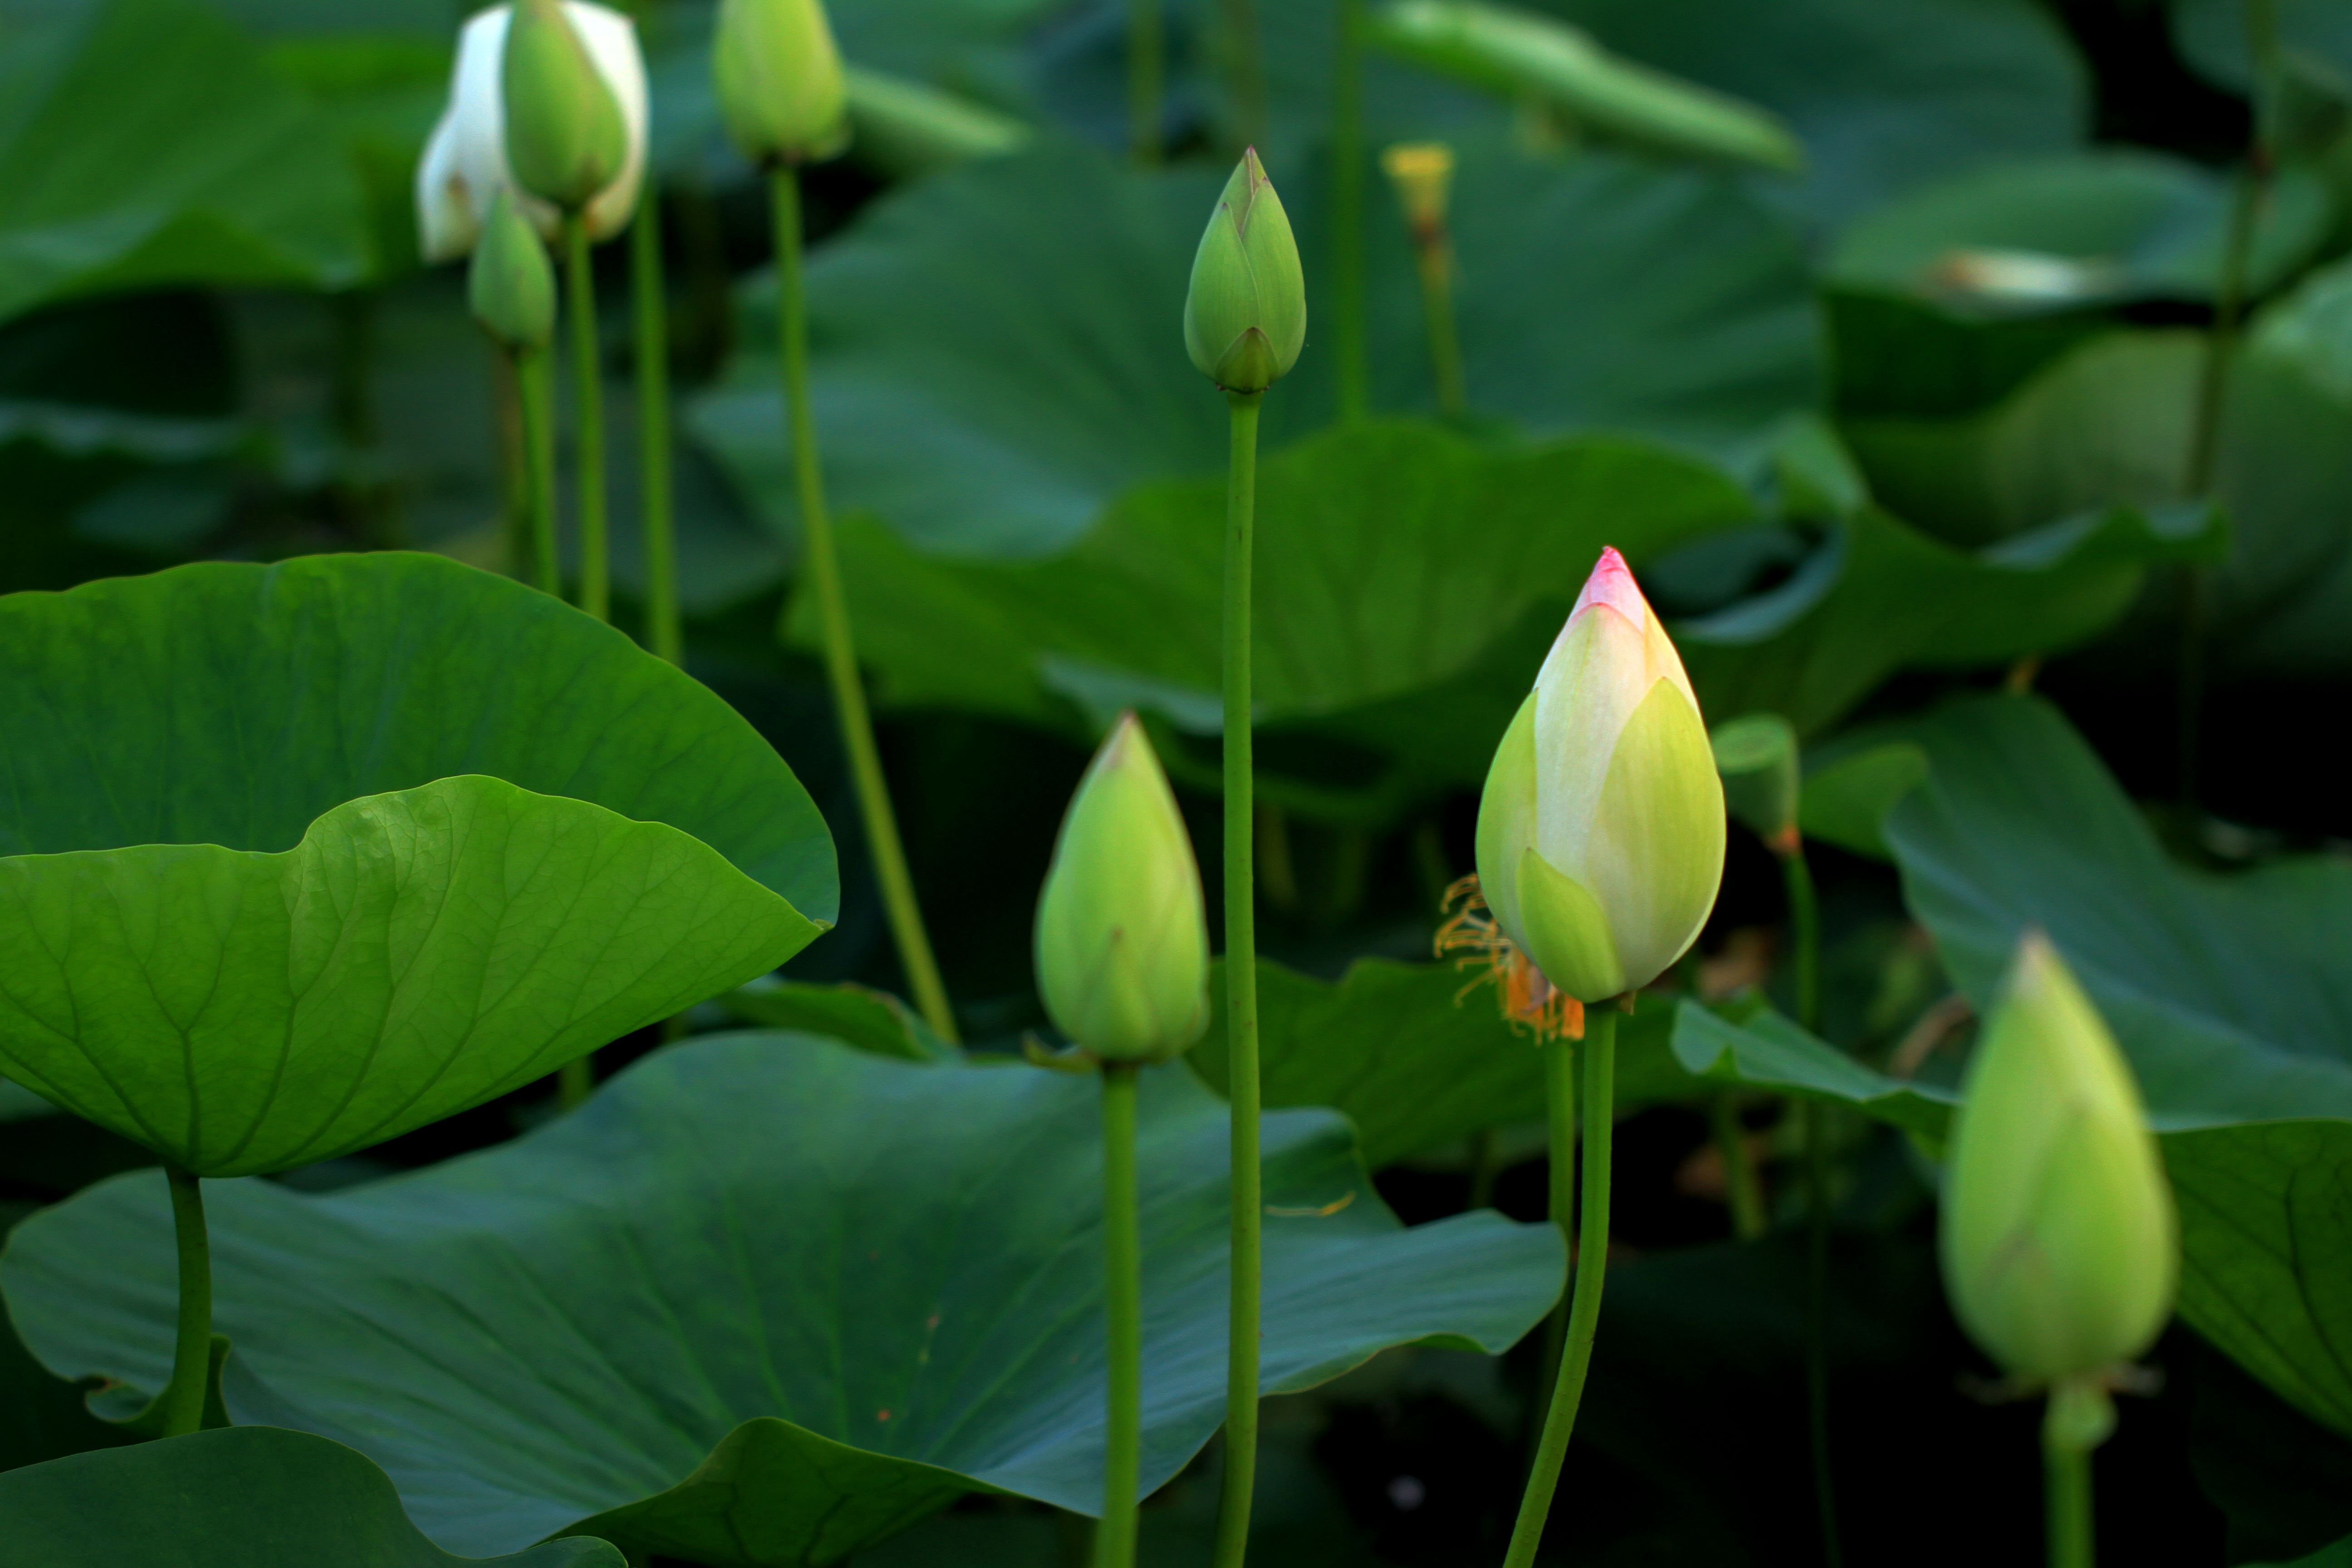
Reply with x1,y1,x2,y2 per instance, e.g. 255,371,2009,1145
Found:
1467,1125,1500,1211
1098,1063,1144,1568
1413,249,1465,419
2045,1426,2093,1568
518,347,560,597
558,1055,594,1111
1781,845,1840,1568
632,176,681,664
770,167,959,1044
563,213,609,622
1709,1093,1765,1240
1502,1005,1616,1568
1531,1031,1577,1435
1220,0,1267,152
1331,0,1368,421
158,1167,212,1439
1129,0,1163,165
1209,390,1264,1568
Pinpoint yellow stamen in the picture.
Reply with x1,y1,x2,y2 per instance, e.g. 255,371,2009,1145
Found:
1435,875,1583,1042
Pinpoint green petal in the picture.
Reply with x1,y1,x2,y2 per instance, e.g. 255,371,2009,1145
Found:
1514,848,1625,1003
1473,691,1539,937
1583,678,1726,990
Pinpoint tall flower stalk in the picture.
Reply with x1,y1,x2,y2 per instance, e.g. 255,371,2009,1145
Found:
715,0,959,1042
1183,149,1305,1568
1475,549,1726,1565
632,173,681,664
1034,714,1211,1568
1381,142,1465,419
1130,0,1163,163
1331,0,1368,420
468,189,561,598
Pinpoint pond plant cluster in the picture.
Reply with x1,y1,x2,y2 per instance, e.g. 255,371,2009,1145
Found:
1,0,2350,1564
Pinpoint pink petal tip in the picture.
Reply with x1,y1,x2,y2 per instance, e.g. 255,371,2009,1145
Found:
1570,546,1646,624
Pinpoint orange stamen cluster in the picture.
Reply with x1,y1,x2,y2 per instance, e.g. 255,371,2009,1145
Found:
1434,875,1583,1042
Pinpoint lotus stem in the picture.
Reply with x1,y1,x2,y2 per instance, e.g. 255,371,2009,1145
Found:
1782,844,1842,1568
1411,236,1465,419
1531,1030,1577,1434
158,1166,213,1439
1502,1002,1617,1568
562,211,610,623
518,347,560,596
1331,0,1369,421
1129,0,1163,164
769,165,959,1044
632,175,681,664
1098,1061,1144,1568
1710,1092,1766,1240
2045,1419,2093,1568
558,1056,594,1110
1210,389,1264,1568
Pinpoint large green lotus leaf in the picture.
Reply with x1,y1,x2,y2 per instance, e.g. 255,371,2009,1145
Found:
689,142,1818,555
1675,502,2226,735
1,1033,1563,1564
793,417,1749,738
0,776,818,1176
0,552,835,916
1547,0,2088,226
1887,695,2352,1127
0,1426,623,1567
1191,958,1695,1169
1829,151,2332,316
1673,999,2352,1438
0,0,370,324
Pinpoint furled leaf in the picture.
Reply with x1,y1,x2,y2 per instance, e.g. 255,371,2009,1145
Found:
0,0,370,324
0,1426,623,1566
1,1033,1563,1565
1550,0,2090,225
1193,957,1698,1168
719,978,959,1062
0,776,818,1176
689,143,1818,555
1675,502,2226,733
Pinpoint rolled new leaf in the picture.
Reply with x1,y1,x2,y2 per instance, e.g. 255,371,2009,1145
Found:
1370,0,1803,173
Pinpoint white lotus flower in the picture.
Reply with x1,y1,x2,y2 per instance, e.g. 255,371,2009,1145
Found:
414,2,649,263
1474,547,1726,1002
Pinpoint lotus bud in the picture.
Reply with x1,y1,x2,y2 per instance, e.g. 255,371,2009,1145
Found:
414,2,649,262
1183,149,1307,396
1034,714,1210,1063
468,190,558,352
1473,547,1725,1003
1710,714,1800,856
1380,142,1455,241
1940,933,2177,1401
503,0,632,211
715,0,852,167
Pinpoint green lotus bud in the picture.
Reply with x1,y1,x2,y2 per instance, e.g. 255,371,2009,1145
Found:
1183,149,1306,396
1034,713,1210,1063
1940,932,2177,1395
1474,548,1725,1003
1710,713,1800,855
468,189,557,351
502,0,631,211
714,0,851,168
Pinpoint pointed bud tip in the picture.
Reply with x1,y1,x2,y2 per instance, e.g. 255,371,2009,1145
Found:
1571,546,1646,623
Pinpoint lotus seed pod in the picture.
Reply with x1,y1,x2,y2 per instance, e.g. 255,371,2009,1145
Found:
1034,714,1210,1063
1941,932,2178,1389
1711,713,1800,854
1474,548,1725,1002
468,189,558,351
714,0,851,167
1380,141,1455,235
1183,149,1307,395
503,0,632,211
414,2,649,260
